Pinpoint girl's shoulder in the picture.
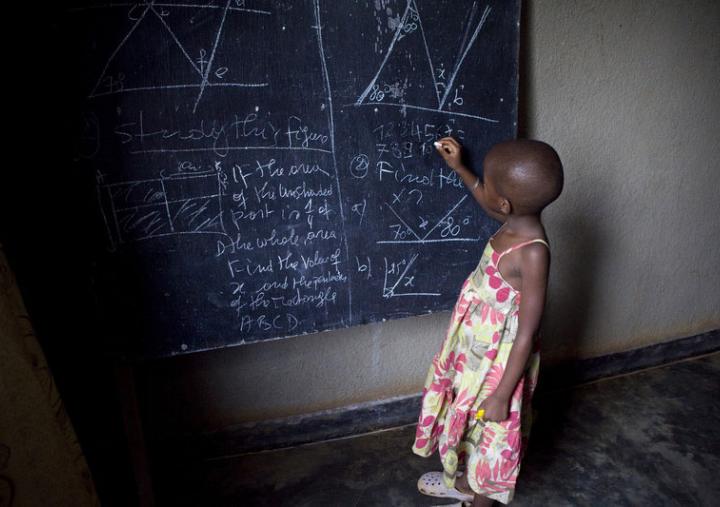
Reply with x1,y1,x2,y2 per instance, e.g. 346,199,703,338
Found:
490,224,549,257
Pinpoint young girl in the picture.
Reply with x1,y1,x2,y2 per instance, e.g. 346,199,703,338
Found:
412,137,564,506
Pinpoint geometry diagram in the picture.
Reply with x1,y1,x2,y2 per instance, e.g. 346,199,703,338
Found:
355,0,496,122
74,2,271,112
383,253,442,298
379,194,480,244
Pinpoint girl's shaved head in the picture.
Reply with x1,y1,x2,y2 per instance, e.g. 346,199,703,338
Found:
485,139,564,214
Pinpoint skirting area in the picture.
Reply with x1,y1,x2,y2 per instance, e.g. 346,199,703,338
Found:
153,329,719,459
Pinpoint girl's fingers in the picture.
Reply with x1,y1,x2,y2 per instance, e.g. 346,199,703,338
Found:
434,142,454,155
434,137,460,158
438,139,460,154
439,136,460,147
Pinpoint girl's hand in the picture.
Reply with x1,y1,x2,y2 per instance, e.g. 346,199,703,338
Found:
477,394,510,422
434,136,464,171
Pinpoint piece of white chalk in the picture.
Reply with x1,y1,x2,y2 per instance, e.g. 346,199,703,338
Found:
433,141,442,148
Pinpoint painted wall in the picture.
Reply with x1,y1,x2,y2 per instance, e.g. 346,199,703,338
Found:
0,247,100,506
142,0,720,434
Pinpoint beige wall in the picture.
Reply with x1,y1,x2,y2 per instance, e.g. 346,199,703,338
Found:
143,0,720,434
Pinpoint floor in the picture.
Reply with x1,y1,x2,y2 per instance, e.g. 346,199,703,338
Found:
154,352,720,506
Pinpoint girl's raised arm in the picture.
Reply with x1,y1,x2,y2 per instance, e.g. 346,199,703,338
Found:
434,137,507,223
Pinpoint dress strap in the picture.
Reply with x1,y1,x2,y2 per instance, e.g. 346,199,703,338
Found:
490,221,508,239
497,239,550,263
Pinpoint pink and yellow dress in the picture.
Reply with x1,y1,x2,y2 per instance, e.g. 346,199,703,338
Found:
411,235,548,504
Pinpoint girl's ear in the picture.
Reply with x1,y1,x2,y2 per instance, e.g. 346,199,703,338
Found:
500,197,512,216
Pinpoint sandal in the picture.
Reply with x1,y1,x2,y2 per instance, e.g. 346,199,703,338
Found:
417,471,474,502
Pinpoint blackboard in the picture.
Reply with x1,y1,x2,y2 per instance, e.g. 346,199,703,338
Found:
60,0,520,358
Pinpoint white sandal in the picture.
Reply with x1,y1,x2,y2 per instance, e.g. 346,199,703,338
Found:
417,471,474,502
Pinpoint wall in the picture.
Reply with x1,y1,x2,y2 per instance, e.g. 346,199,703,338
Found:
0,247,100,506
142,0,720,435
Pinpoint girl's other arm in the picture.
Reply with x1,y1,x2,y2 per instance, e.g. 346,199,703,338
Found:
482,245,549,418
434,137,507,223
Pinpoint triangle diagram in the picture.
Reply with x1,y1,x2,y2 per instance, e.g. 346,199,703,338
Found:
159,4,270,88
384,193,478,243
88,5,226,99
356,0,439,108
382,253,441,298
436,3,492,111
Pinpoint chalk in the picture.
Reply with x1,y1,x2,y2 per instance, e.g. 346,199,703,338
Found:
433,141,442,149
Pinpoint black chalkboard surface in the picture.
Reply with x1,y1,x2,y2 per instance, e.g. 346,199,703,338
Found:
61,0,520,358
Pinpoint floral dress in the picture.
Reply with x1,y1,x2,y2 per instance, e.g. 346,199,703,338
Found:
411,235,548,505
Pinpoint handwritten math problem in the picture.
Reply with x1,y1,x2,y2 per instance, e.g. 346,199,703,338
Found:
65,0,519,357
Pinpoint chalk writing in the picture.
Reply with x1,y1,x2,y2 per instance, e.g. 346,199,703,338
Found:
65,0,518,356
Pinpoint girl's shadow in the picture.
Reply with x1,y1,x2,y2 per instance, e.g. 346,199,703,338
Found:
514,1,610,473
519,168,611,488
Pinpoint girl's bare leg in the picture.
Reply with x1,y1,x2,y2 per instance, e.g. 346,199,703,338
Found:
471,493,495,507
453,470,473,495
454,473,495,507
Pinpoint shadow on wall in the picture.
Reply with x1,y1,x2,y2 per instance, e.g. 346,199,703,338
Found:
516,0,615,468
517,0,609,380
541,169,611,383
517,0,532,140
528,168,611,471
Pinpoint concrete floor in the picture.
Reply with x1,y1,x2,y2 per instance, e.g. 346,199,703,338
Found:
154,352,720,506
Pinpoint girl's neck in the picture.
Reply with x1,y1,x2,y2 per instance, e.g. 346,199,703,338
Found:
502,214,543,235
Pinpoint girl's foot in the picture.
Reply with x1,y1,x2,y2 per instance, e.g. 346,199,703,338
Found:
453,473,475,496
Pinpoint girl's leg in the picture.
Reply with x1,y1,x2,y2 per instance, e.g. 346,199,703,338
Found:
454,471,473,495
455,473,495,506
455,474,495,506
470,493,495,507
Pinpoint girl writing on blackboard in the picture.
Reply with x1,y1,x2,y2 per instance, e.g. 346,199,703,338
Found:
412,137,563,506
